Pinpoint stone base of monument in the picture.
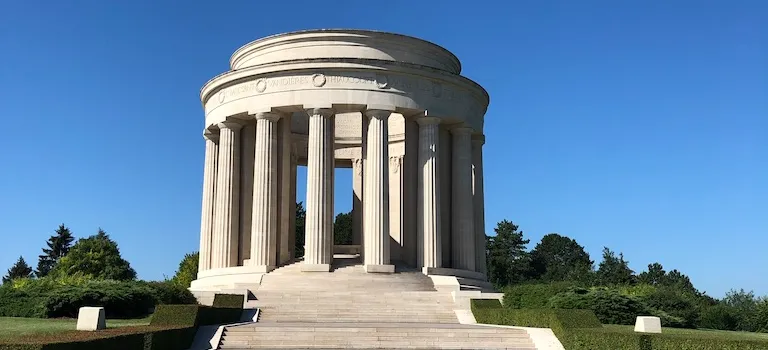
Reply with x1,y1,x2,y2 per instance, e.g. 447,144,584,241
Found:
634,316,662,333
364,264,395,273
76,306,106,331
301,263,331,272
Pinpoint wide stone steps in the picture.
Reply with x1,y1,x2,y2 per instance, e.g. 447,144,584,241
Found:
218,322,536,349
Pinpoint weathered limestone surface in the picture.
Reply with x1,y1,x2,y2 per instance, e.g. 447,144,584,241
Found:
635,316,662,333
303,108,334,272
76,307,106,331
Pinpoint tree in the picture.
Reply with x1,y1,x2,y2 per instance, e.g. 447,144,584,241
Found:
486,220,534,287
530,233,593,282
36,223,75,277
638,262,666,286
723,289,760,332
171,252,199,288
596,247,635,285
2,256,33,284
50,228,136,280
295,202,306,258
333,211,353,245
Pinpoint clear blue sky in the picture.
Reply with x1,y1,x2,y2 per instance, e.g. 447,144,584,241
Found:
0,1,765,298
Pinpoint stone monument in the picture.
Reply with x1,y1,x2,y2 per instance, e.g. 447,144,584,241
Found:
190,28,490,292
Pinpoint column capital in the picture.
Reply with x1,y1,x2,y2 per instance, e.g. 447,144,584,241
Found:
305,108,334,118
365,109,392,120
203,129,219,142
472,134,486,145
254,112,282,122
416,117,441,126
217,120,243,131
450,126,473,135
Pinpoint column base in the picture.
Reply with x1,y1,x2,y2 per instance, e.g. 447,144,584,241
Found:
242,260,275,273
364,264,395,273
301,263,331,272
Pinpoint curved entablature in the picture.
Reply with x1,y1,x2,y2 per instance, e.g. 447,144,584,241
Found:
230,29,462,74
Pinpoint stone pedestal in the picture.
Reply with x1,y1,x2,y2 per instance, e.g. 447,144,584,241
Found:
76,307,106,331
634,316,662,333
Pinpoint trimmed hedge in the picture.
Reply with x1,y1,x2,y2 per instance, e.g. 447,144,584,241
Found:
212,294,244,308
0,326,195,350
150,299,244,327
470,299,768,350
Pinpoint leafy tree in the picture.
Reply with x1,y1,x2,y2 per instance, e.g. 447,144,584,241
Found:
530,233,593,282
596,247,635,285
171,252,199,288
486,220,534,287
295,202,306,258
36,224,75,277
333,211,353,245
638,262,666,286
2,256,33,284
664,269,697,294
723,289,760,332
50,228,136,281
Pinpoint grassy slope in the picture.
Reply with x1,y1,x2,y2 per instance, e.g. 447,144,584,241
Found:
603,324,768,342
0,317,151,338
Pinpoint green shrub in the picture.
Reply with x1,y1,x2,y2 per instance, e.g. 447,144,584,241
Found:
502,282,574,308
647,333,768,350
212,294,244,308
44,280,156,318
548,287,650,325
0,285,48,318
641,288,699,328
699,304,740,331
145,281,197,305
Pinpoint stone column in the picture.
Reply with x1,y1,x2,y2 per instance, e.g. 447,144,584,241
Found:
277,114,292,265
303,108,335,272
249,112,280,272
212,121,241,269
389,155,404,262
289,154,297,261
198,130,218,272
363,109,394,273
451,126,475,271
352,158,363,247
417,117,442,271
239,123,255,263
472,136,487,276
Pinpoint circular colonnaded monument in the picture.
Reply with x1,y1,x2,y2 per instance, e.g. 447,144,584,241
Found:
190,29,490,292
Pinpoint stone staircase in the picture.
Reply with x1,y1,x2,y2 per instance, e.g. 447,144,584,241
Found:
215,255,535,349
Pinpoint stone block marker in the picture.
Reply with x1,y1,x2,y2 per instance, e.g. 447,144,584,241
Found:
634,316,662,333
76,307,106,331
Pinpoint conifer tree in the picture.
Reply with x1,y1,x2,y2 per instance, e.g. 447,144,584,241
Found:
36,224,75,277
3,256,33,284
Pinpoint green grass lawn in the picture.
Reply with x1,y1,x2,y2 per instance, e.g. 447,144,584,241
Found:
0,316,151,338
604,324,768,342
